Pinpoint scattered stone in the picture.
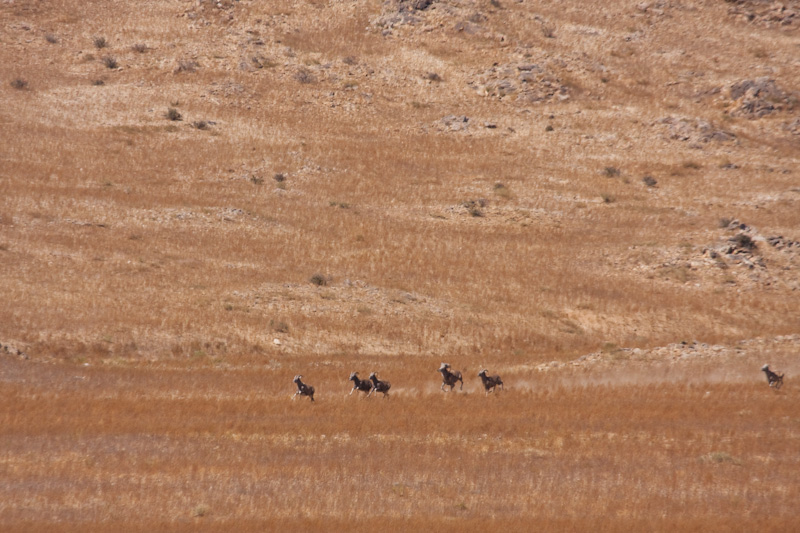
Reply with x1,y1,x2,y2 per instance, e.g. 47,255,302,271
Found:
471,62,569,104
656,116,736,143
727,0,799,29
727,78,794,118
439,114,469,131
1,343,28,360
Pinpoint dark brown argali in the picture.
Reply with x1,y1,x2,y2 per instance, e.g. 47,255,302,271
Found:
478,369,504,395
293,375,315,402
438,362,463,392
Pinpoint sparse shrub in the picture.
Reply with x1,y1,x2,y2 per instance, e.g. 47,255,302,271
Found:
493,183,511,199
683,160,702,170
601,193,616,204
92,79,105,86
250,175,263,185
45,34,58,44
424,72,443,82
10,78,28,90
273,173,286,183
545,124,554,132
342,55,358,65
603,166,621,177
541,25,556,38
731,233,756,251
718,217,733,228
165,108,182,121
462,199,487,217
175,60,199,73
642,176,657,187
309,274,327,286
192,120,208,130
294,68,316,84
131,43,148,53
271,320,289,333
93,36,108,49
102,56,118,69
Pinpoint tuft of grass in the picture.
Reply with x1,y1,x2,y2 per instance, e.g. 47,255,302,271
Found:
424,72,443,82
603,166,621,177
93,36,108,49
102,56,118,69
175,60,199,73
45,34,58,44
642,176,657,188
601,193,616,204
493,183,512,199
131,43,148,53
10,78,28,90
165,108,182,121
309,274,327,286
294,68,316,84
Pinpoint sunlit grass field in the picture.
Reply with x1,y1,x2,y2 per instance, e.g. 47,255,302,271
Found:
1,0,798,529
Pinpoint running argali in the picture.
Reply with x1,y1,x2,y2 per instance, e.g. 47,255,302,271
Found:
368,372,391,398
477,368,504,395
293,375,315,402
349,371,373,397
761,364,784,390
438,362,463,392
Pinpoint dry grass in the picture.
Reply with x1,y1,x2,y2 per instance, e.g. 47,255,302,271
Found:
1,357,798,531
1,0,799,528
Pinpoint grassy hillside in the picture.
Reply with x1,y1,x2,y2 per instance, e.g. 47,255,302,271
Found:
1,0,798,529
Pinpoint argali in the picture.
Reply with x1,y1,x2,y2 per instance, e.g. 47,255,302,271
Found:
368,372,391,398
293,375,315,402
349,371,373,397
438,362,463,392
477,369,504,395
762,364,784,390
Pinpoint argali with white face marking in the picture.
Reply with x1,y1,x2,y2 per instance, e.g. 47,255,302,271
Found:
477,369,504,395
349,371,373,397
438,362,463,392
368,372,391,398
762,364,784,390
293,375,315,402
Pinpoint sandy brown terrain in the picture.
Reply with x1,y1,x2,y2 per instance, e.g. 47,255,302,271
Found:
1,0,799,529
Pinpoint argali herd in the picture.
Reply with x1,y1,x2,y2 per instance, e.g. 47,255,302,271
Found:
292,363,787,401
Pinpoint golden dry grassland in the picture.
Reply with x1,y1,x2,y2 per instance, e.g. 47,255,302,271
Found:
1,0,799,529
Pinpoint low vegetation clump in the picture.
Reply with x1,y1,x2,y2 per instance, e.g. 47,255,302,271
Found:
309,273,327,286
165,107,182,121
